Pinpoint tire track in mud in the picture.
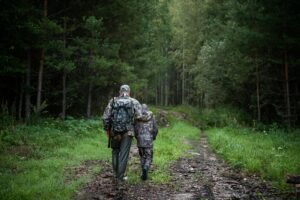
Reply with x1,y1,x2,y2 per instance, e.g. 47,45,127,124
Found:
195,133,292,200
75,132,293,200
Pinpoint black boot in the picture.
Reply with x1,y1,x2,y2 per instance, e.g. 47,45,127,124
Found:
141,168,148,181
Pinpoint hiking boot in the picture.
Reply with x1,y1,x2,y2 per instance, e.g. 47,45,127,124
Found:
141,168,148,180
117,176,128,183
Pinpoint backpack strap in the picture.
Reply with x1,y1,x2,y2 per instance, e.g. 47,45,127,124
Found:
124,97,134,123
110,97,116,110
130,99,134,123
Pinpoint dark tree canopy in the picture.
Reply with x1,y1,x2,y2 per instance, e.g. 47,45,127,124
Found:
0,0,299,126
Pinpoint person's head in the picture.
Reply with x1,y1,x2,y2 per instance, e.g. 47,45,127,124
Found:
141,104,148,113
119,84,130,96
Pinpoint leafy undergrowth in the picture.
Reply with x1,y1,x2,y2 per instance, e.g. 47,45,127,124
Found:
152,105,250,128
150,105,201,124
206,127,300,189
0,118,110,200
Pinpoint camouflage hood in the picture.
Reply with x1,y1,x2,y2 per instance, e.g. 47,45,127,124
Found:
141,104,153,121
134,106,158,148
142,110,153,122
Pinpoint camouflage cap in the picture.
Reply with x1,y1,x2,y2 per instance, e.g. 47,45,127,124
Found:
142,104,148,112
120,84,130,93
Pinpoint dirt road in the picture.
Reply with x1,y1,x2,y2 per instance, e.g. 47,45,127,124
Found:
75,133,293,200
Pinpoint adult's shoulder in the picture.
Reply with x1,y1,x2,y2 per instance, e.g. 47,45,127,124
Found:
129,97,140,104
108,97,116,103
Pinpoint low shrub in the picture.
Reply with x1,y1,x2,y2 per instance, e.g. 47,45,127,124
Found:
199,106,251,128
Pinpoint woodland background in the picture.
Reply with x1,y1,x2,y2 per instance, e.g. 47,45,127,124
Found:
0,0,299,127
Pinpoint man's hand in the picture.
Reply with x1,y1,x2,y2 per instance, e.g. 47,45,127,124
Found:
106,129,111,148
106,130,110,137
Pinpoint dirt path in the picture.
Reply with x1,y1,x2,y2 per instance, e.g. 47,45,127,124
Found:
75,132,293,200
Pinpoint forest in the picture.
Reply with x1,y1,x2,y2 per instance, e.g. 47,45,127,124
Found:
1,0,299,126
1,0,300,199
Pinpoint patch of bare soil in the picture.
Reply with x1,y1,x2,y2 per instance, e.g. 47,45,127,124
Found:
155,109,194,127
65,160,104,184
191,134,293,200
74,133,294,200
7,145,33,158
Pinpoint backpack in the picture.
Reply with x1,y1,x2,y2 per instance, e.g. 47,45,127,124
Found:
111,97,134,133
134,119,154,147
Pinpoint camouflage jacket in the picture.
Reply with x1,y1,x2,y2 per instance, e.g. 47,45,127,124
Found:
102,94,150,136
134,111,158,148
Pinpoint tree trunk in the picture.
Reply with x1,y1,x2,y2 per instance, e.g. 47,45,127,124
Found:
256,57,261,122
37,0,47,110
37,50,44,109
176,71,179,105
11,99,16,119
86,48,94,118
182,37,185,104
44,0,47,16
87,81,92,118
25,49,31,120
201,92,205,108
61,17,67,119
18,81,24,120
295,84,299,123
172,72,176,104
284,48,291,127
182,64,185,105
62,69,67,119
187,71,190,104
164,72,168,106
155,77,158,105
282,1,291,127
160,72,163,105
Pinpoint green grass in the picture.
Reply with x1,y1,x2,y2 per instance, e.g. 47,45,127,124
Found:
3,105,297,198
153,121,199,182
0,110,201,199
206,127,300,189
0,118,110,200
127,114,200,184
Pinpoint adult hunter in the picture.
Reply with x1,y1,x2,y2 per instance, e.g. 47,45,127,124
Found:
102,85,150,182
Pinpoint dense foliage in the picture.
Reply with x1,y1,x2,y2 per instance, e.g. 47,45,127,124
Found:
0,0,299,126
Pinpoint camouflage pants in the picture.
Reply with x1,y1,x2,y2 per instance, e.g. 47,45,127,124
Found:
111,133,132,180
138,147,153,170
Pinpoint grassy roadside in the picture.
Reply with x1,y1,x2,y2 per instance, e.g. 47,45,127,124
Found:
206,127,300,189
2,105,298,198
0,110,200,199
169,105,300,190
155,105,300,190
152,121,199,183
0,119,110,200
